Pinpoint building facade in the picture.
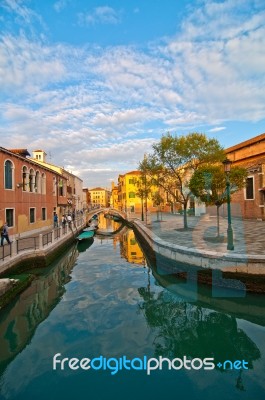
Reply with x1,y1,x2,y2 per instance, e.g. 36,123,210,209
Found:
110,182,119,209
30,150,84,215
225,133,265,220
89,187,110,208
117,171,157,214
0,147,67,236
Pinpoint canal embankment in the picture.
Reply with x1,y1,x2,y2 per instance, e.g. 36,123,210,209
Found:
0,211,102,308
131,213,265,293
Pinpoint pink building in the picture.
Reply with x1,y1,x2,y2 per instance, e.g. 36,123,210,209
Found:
0,147,67,236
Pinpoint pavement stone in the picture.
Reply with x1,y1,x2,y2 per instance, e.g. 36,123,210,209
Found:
146,213,265,256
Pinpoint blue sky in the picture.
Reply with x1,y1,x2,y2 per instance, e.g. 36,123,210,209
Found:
0,0,265,188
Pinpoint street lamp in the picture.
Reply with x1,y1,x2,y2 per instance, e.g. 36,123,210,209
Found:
222,158,234,250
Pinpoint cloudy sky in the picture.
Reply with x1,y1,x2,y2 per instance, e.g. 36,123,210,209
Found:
0,0,264,188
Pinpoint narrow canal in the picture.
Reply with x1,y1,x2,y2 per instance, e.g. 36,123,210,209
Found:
0,215,265,400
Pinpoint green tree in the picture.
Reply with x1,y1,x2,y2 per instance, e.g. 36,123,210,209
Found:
189,165,247,236
135,158,153,222
139,133,225,229
152,191,164,221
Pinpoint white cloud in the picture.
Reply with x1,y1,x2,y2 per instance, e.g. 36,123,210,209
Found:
54,0,69,13
1,0,36,23
0,35,65,92
0,0,265,187
78,6,121,26
208,127,226,133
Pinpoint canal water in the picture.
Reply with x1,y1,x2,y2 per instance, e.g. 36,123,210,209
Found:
0,216,265,400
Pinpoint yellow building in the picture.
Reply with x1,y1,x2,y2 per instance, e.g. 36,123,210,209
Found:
110,182,119,209
120,230,145,265
117,170,156,214
89,187,110,208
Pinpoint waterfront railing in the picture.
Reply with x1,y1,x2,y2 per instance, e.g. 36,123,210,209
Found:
0,217,85,264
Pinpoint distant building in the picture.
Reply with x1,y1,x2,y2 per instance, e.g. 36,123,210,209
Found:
89,187,110,208
82,188,91,210
117,170,156,214
225,133,265,220
110,182,119,209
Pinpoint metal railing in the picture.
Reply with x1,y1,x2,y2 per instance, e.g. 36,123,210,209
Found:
16,237,38,253
0,217,86,262
0,243,12,261
42,232,53,247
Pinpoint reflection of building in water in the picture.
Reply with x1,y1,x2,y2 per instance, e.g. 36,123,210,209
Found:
98,213,121,232
0,246,78,372
119,230,145,265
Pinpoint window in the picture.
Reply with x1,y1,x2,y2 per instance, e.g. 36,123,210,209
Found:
41,173,46,194
59,179,63,196
29,168,35,192
53,177,57,196
4,160,13,189
6,209,14,227
22,166,28,191
129,179,135,184
42,208,46,220
246,177,254,200
30,208,36,223
129,192,135,198
35,171,41,193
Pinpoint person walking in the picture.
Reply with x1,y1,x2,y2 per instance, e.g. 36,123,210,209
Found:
67,213,72,229
1,222,11,246
62,214,66,229
53,213,58,228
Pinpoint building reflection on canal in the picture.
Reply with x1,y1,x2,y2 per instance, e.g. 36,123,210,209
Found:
0,216,265,399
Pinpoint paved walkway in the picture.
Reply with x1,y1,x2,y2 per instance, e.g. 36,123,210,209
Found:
144,213,265,256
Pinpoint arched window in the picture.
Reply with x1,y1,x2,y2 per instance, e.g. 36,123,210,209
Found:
35,171,41,193
41,173,46,194
4,160,13,189
53,177,57,196
29,168,35,192
22,166,28,191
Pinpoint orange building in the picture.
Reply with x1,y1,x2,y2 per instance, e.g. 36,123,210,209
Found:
0,147,67,236
226,133,265,220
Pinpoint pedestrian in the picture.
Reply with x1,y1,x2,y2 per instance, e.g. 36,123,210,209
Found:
53,213,58,228
67,213,72,228
1,222,11,246
62,215,66,229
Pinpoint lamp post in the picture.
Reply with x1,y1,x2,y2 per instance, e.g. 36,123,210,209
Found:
222,158,234,250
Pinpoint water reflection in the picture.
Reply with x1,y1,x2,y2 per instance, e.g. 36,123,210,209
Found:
77,238,94,253
0,245,78,374
0,227,265,399
120,230,146,265
138,275,261,366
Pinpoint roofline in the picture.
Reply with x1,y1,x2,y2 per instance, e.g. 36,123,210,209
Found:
0,147,65,178
225,132,265,154
29,157,83,182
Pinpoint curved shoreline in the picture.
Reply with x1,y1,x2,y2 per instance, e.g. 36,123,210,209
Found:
131,219,265,293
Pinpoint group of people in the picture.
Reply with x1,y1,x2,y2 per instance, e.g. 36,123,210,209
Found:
1,210,82,247
55,212,76,229
61,213,73,228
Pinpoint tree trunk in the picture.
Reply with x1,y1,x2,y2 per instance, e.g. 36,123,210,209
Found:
183,203,188,229
216,205,221,237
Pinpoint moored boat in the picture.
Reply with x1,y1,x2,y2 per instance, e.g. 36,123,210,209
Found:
76,230,95,241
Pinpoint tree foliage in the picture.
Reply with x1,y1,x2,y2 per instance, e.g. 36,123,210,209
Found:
139,132,225,228
189,165,247,206
189,164,247,236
